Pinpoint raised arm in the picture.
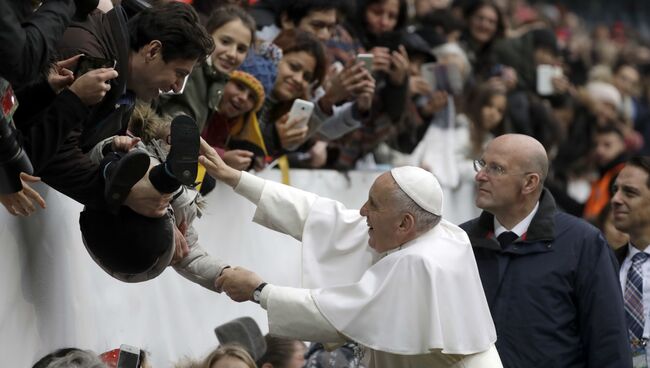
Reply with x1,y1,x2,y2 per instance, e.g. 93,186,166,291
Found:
199,139,319,241
216,267,345,343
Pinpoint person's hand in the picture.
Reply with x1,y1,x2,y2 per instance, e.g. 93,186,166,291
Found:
123,168,172,218
409,75,433,96
500,66,518,91
111,136,141,152
198,138,242,188
355,76,376,113
69,67,118,106
370,47,392,74
48,54,82,93
276,113,309,150
388,45,410,85
309,141,328,168
324,61,373,105
0,173,46,216
420,90,449,117
171,221,190,264
551,75,573,95
223,149,254,171
215,266,264,302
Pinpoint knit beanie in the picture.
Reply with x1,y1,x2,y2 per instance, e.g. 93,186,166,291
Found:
239,43,281,97
229,70,266,112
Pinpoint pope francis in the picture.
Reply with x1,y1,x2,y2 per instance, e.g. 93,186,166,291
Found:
200,141,502,368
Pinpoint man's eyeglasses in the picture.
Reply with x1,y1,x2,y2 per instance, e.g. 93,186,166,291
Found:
473,159,532,177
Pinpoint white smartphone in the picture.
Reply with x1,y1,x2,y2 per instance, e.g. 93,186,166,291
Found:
288,99,314,129
117,344,140,368
536,64,562,96
356,53,374,73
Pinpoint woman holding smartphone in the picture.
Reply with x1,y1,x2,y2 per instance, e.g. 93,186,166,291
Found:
241,30,328,158
321,0,412,169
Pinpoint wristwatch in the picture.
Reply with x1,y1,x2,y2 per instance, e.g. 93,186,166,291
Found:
252,282,268,304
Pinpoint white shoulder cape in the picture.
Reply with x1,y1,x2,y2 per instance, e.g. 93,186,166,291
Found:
301,197,497,355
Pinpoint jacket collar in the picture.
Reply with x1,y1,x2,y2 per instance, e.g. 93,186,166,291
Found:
615,245,629,268
202,59,230,83
468,188,557,251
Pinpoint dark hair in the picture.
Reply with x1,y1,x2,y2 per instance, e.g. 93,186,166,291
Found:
530,28,559,55
128,2,215,62
356,0,408,34
418,8,464,34
627,156,650,188
256,336,303,368
194,0,250,19
465,83,508,156
464,0,506,42
273,30,328,88
594,124,625,140
205,5,257,47
280,0,339,26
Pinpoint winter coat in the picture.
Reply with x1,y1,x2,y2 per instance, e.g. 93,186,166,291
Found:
460,189,632,368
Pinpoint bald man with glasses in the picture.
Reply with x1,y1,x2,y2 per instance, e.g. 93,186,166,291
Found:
460,134,631,368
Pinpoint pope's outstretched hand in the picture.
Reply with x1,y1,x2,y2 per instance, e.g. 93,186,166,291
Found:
215,266,264,303
199,138,242,188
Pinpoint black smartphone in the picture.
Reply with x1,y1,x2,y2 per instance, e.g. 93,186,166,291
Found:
373,31,403,51
75,55,116,77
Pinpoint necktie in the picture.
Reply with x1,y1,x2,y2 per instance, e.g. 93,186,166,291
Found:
625,252,648,344
497,231,518,249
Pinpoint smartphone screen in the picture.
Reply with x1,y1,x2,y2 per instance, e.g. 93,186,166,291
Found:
117,345,140,368
75,55,116,77
356,54,374,73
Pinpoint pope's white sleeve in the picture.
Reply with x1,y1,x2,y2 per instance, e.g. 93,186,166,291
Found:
234,171,319,241
260,285,345,343
234,171,266,204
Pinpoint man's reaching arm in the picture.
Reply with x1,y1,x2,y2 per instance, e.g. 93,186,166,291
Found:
216,267,345,343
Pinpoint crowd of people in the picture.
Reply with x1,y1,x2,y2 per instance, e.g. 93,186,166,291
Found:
3,0,650,366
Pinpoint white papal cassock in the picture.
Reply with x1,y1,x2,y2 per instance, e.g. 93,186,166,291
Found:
234,171,502,368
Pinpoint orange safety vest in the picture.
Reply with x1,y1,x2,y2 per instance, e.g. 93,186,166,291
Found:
583,162,625,220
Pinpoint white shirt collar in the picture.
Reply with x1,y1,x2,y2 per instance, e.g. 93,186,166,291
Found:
626,243,650,260
494,202,540,238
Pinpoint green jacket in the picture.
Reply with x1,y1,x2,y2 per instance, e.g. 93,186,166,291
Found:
159,60,229,132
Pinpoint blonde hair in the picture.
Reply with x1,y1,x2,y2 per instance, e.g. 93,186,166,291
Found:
201,344,256,368
128,102,172,144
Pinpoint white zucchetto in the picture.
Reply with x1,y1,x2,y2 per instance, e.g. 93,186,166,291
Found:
391,166,443,216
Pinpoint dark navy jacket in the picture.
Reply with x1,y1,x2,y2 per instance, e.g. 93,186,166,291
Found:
460,189,632,368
